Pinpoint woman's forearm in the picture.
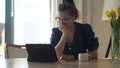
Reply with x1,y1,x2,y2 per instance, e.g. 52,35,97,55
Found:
55,34,67,60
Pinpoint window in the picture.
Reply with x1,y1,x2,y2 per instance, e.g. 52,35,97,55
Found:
14,0,51,44
0,0,5,23
0,0,5,57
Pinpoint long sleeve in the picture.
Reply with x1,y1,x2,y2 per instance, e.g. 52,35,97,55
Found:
50,28,62,46
83,24,99,51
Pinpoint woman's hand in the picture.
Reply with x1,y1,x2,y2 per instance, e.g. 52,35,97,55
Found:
88,49,98,59
57,22,69,34
59,55,75,61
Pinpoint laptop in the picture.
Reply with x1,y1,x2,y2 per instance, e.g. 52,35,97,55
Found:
25,44,58,62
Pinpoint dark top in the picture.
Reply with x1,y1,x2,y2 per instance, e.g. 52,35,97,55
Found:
50,22,99,59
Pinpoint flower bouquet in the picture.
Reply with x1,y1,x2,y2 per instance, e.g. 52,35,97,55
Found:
105,6,120,63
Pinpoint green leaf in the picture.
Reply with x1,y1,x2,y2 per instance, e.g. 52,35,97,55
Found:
110,18,115,28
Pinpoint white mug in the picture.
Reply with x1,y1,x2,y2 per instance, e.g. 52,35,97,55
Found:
78,53,89,61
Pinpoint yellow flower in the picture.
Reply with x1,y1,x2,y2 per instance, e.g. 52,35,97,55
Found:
113,11,117,18
110,10,116,18
105,10,111,17
117,6,120,15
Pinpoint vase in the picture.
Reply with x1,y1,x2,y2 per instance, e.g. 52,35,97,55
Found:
111,28,120,63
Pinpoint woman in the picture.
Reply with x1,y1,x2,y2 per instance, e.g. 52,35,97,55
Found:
50,0,99,60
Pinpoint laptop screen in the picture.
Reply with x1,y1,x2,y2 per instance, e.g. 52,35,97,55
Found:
25,44,58,62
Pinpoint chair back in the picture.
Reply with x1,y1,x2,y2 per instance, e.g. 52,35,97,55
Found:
5,43,28,58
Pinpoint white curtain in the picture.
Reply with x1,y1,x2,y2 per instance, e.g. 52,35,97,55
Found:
50,0,83,28
50,0,62,28
14,0,51,44
82,0,92,24
74,0,82,23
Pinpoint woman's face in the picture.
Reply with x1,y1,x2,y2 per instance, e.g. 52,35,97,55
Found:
56,11,75,26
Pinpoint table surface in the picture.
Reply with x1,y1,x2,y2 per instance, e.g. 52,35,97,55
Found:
0,58,120,68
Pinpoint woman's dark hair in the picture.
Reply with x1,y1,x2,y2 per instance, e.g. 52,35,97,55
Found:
63,0,75,8
58,0,79,20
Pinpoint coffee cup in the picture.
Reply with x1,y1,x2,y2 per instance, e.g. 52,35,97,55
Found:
78,53,89,61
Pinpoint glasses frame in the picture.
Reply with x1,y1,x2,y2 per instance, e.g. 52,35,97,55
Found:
55,16,73,23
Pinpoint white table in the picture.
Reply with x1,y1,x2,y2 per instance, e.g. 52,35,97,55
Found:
0,58,120,68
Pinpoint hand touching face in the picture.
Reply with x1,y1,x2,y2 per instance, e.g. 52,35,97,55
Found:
56,11,74,33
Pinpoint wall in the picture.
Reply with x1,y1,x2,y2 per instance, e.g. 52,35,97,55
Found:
91,0,111,58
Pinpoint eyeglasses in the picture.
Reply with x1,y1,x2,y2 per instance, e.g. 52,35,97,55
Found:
55,16,73,23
